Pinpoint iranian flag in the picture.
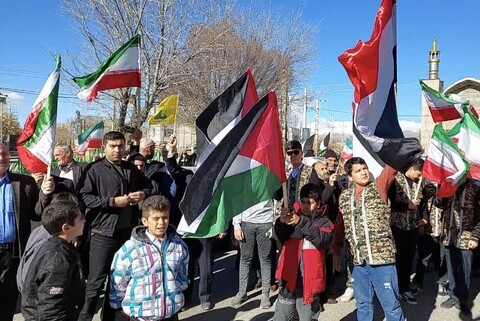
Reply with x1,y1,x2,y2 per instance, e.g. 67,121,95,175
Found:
420,80,478,122
74,35,141,102
178,91,286,237
447,109,480,180
17,56,60,173
77,121,104,156
341,137,353,160
422,124,470,197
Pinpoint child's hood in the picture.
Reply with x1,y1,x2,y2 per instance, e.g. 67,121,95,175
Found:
131,225,177,243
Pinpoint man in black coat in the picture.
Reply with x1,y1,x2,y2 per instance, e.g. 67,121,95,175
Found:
0,144,40,321
78,131,152,321
52,144,87,192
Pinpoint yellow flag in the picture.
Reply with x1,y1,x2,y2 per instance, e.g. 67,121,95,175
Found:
148,95,179,125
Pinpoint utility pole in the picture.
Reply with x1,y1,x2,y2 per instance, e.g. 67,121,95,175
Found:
303,88,307,129
314,99,319,156
0,94,7,144
283,71,289,142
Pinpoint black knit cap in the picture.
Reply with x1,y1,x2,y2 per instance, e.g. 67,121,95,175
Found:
285,140,302,151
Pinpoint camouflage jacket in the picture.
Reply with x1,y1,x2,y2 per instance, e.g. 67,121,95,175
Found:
339,182,396,265
428,203,443,237
442,182,480,249
275,164,313,217
389,173,422,231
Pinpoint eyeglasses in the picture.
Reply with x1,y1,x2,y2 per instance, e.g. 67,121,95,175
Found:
286,149,301,156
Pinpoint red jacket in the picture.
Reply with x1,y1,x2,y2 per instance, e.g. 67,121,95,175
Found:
275,205,334,304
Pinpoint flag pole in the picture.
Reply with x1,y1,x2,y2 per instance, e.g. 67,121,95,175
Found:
282,182,288,209
46,165,51,180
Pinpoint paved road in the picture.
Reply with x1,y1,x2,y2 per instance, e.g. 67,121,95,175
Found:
15,250,480,321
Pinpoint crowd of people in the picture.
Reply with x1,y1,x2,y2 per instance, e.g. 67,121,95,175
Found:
0,131,479,321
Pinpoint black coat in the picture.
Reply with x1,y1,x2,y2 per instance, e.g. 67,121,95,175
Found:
79,158,152,237
51,160,87,192
21,236,85,321
9,172,40,258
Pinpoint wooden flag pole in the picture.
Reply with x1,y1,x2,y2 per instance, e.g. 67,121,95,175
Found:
282,182,288,209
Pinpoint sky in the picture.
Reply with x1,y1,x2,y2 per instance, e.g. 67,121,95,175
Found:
1,0,479,131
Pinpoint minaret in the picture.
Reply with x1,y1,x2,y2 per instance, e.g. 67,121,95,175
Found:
428,38,440,80
420,38,444,149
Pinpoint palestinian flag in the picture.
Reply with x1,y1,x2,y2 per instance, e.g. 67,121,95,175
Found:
17,56,61,173
447,109,480,180
420,80,478,122
76,121,104,156
341,137,353,160
338,0,422,177
302,134,315,157
74,35,141,102
178,91,286,237
195,68,258,166
422,124,470,197
318,132,330,156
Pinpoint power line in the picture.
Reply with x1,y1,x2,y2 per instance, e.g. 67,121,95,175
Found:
0,86,78,99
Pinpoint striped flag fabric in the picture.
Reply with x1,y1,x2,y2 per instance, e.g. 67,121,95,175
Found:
447,109,480,180
195,68,258,166
341,137,353,160
148,95,179,125
76,121,104,156
17,56,61,173
420,80,478,122
318,132,330,156
178,91,286,237
73,35,141,102
422,124,470,197
338,0,422,177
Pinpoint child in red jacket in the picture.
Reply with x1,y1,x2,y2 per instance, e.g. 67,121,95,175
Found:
273,183,334,321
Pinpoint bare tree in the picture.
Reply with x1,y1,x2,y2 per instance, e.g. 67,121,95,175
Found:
61,0,318,131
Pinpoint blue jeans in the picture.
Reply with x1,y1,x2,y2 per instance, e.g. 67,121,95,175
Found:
352,263,405,321
445,246,473,308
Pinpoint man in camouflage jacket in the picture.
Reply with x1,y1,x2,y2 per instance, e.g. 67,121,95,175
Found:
388,158,425,304
439,179,480,316
332,157,405,321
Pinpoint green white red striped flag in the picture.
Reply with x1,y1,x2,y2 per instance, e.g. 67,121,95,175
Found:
76,120,104,156
341,137,353,160
73,35,141,102
422,124,470,197
420,80,478,122
17,56,61,173
446,109,480,180
178,91,286,237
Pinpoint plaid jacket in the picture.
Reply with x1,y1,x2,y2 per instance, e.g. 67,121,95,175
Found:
109,226,189,320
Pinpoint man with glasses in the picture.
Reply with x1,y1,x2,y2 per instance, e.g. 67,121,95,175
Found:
275,140,322,211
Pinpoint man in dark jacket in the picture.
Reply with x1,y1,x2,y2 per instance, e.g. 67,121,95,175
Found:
0,144,40,321
78,131,152,321
21,201,85,321
52,143,87,192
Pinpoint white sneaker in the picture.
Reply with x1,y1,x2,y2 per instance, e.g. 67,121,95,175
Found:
339,287,354,302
